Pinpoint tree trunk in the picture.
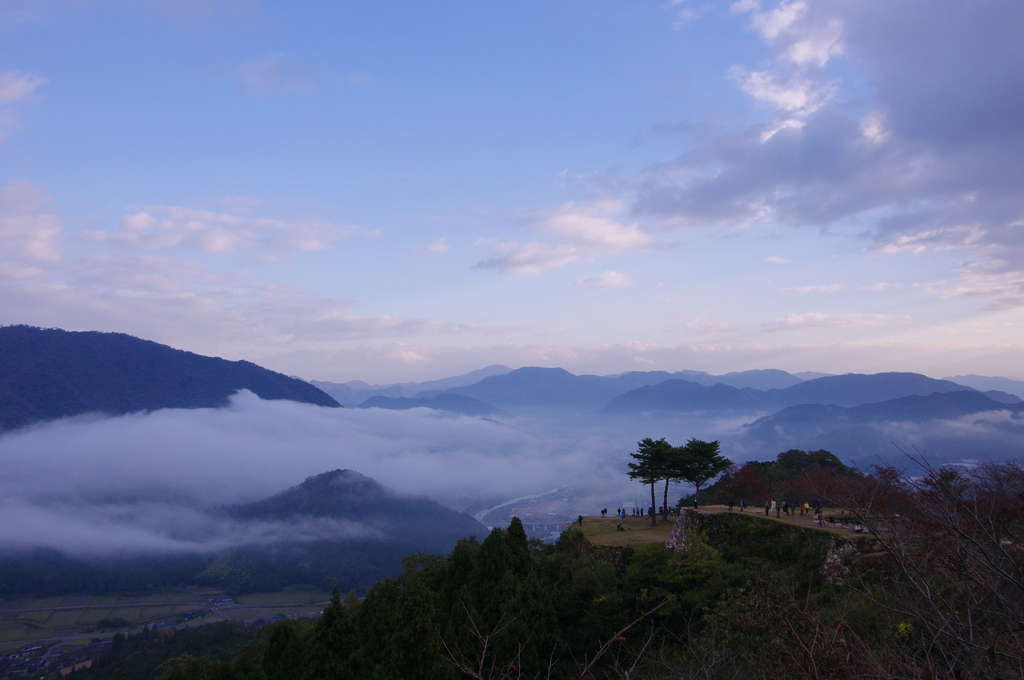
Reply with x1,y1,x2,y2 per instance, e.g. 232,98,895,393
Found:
695,482,701,507
663,478,670,520
649,482,657,526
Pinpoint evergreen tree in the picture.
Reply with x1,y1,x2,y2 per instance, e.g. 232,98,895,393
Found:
676,439,731,506
303,585,357,680
385,576,441,680
628,438,672,525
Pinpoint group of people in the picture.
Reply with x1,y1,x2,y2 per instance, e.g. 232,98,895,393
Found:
605,505,679,523
611,506,654,518
765,499,826,524
724,498,827,525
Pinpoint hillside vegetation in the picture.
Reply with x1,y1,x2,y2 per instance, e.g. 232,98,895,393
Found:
71,458,1024,680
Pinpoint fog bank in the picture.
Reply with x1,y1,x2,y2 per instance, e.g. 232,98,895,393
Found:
0,392,627,555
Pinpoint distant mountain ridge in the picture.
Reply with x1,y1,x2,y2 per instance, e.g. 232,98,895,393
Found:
0,325,339,431
312,365,512,406
943,374,1024,399
444,366,807,411
740,391,1024,461
601,372,975,415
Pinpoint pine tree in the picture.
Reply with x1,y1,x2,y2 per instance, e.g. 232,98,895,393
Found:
628,438,673,525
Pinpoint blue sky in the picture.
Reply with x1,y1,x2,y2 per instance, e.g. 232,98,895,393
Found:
1,0,1022,382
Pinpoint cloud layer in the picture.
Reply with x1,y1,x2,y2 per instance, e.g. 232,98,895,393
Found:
634,0,1024,311
0,393,623,555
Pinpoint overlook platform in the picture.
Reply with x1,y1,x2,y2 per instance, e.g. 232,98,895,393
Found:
580,504,865,548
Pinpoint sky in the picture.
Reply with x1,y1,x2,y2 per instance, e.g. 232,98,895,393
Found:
1,0,1023,383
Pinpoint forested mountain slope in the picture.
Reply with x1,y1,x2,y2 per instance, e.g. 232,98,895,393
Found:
0,325,339,430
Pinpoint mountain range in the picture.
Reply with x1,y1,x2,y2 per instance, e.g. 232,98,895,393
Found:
3,325,1023,464
599,372,979,414
311,365,512,406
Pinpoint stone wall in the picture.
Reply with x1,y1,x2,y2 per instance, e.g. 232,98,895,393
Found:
664,509,867,577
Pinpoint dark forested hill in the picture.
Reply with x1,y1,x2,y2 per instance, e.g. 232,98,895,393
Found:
231,469,486,552
600,379,765,413
0,325,339,430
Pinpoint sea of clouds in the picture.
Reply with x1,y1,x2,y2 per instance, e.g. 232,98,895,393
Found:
2,390,1021,557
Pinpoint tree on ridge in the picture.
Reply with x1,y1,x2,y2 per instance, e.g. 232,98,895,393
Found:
627,437,672,526
676,439,731,507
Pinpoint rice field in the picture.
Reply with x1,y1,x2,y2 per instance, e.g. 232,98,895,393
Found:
0,588,333,653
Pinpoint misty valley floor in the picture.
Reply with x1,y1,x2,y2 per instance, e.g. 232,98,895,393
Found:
0,588,330,655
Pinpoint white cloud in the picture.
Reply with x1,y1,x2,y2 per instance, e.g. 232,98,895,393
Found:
536,201,653,251
751,0,806,41
765,256,791,264
762,312,889,331
0,182,61,262
474,241,578,275
474,201,656,275
0,70,47,140
732,67,833,115
235,54,318,95
873,226,983,255
415,237,450,254
862,282,895,292
784,284,842,293
682,317,743,334
575,271,633,289
81,205,359,256
782,18,843,67
0,70,47,105
0,185,486,367
859,110,889,143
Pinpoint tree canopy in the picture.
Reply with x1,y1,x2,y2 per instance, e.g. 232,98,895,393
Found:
674,439,731,506
627,437,673,524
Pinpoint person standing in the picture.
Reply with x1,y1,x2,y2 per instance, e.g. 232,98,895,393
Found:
765,500,770,516
740,498,746,512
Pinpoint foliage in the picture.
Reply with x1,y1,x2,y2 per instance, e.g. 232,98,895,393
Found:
699,448,861,505
627,438,672,523
673,439,731,505
71,460,1024,679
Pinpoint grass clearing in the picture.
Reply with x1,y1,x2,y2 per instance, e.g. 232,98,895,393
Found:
582,504,868,549
579,516,675,548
